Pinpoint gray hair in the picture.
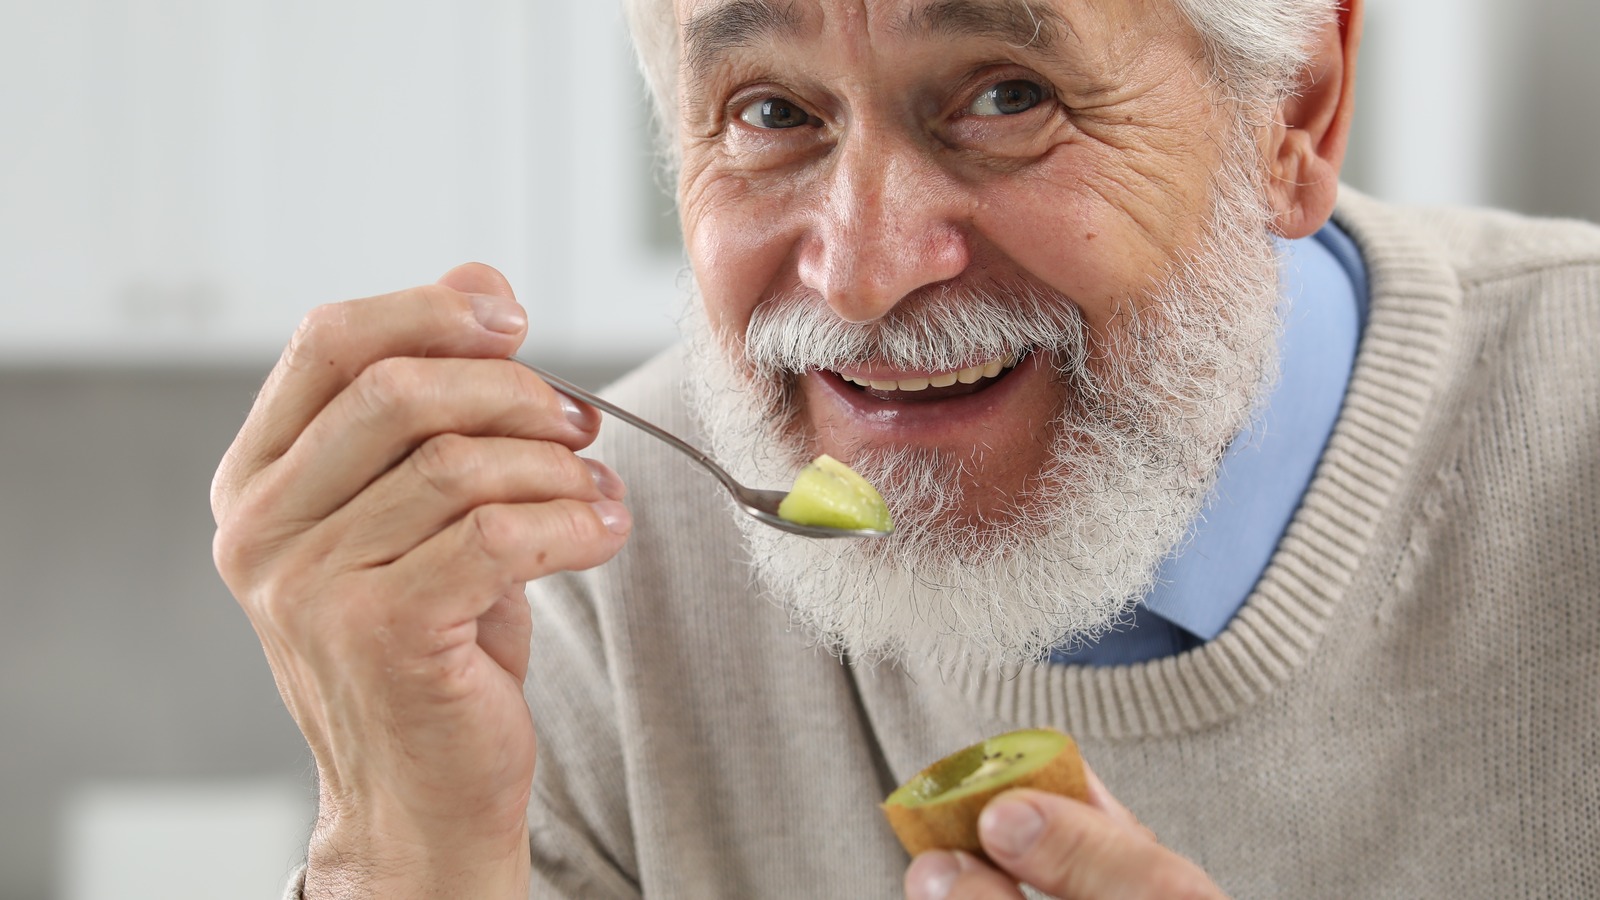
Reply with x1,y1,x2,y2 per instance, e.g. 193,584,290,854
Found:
622,0,1338,170
1179,0,1339,102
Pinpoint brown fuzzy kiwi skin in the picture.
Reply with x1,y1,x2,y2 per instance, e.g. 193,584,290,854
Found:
881,730,1088,858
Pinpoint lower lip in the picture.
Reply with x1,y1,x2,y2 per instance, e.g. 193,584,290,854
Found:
802,351,1053,441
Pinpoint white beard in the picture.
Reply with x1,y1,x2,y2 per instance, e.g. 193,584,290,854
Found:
682,140,1284,669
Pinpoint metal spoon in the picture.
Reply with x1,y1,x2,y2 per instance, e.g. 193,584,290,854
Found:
514,360,892,539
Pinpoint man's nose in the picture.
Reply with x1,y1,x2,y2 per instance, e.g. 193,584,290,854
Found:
797,136,971,324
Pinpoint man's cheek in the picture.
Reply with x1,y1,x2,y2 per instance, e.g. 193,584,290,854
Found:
687,214,798,331
967,173,1173,335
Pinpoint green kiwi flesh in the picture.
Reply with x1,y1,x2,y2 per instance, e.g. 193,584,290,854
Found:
777,453,893,532
881,728,1087,857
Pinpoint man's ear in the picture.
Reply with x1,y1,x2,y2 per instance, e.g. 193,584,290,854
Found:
1263,0,1363,239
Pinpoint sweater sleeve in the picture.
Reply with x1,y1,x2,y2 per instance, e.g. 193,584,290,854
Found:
523,570,643,899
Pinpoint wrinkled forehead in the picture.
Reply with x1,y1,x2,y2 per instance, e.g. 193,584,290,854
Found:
674,0,1077,45
674,0,1074,62
667,0,1196,84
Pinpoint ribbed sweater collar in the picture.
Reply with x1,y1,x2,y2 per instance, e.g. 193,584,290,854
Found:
920,188,1463,739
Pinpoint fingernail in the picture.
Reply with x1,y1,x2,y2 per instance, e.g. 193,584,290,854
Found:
468,293,526,334
559,394,596,430
980,797,1044,858
591,500,631,535
584,459,626,501
906,851,960,900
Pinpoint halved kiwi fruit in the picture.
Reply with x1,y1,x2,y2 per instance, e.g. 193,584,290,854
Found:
777,453,893,532
881,728,1088,857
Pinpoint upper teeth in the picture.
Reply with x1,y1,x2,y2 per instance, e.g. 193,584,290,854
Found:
843,354,1019,392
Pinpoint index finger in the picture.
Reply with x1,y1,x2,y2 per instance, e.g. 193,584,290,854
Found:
213,280,527,520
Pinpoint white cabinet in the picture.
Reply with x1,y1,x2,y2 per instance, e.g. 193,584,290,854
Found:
0,0,684,365
7,0,1584,366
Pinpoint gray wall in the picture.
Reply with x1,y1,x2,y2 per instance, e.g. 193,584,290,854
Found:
1497,4,1600,222
0,363,629,900
1,368,290,900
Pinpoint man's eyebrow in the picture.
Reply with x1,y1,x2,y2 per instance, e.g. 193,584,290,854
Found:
897,0,1072,55
679,0,1074,96
682,0,804,87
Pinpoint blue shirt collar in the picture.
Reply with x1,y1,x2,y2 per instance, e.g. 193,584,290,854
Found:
1051,221,1368,664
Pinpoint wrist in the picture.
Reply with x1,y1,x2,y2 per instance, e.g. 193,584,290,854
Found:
304,815,530,899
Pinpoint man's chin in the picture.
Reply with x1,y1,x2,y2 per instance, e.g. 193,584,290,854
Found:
729,502,1159,669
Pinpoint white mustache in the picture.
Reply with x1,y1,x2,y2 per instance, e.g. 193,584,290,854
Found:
740,280,1090,377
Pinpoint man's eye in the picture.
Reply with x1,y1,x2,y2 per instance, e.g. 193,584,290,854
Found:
968,80,1044,116
737,97,815,129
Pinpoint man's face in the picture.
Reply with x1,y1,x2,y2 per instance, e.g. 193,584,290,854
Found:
675,0,1248,519
670,0,1285,663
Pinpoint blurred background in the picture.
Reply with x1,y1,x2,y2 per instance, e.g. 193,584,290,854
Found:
2,0,1597,897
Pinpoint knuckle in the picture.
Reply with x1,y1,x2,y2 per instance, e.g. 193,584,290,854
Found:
282,302,346,372
210,489,284,586
251,576,304,630
537,443,595,494
399,283,472,334
210,501,334,637
410,433,479,498
210,520,253,586
466,503,524,559
232,566,318,647
504,361,551,412
350,356,421,421
463,499,614,577
404,644,479,701
509,365,594,440
405,282,458,309
553,498,608,548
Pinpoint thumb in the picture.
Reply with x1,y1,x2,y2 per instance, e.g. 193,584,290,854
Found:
438,261,517,299
977,790,1222,900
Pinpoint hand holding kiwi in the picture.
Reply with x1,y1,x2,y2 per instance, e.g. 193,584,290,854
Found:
882,728,1088,857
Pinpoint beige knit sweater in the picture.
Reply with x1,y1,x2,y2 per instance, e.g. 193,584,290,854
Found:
518,190,1599,899
284,191,1600,898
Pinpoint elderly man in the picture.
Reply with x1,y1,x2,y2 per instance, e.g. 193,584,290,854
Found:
212,0,1599,896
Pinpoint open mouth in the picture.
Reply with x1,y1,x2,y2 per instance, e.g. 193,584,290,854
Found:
828,351,1026,402
798,346,1058,469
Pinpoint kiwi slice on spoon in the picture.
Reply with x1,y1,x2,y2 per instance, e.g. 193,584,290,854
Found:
882,728,1088,857
777,454,893,533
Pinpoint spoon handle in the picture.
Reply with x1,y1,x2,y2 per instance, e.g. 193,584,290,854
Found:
512,360,742,494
